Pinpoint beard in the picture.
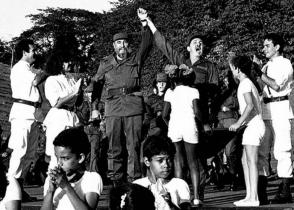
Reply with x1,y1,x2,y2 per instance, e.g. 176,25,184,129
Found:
116,47,128,60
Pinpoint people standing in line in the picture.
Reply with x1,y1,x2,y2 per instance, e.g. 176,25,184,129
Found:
41,127,103,210
228,55,265,207
43,52,81,171
140,8,219,202
134,135,191,210
7,39,43,201
86,8,153,186
254,33,294,204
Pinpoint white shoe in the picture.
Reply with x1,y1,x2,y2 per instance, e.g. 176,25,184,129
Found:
235,200,260,207
192,199,203,206
233,199,246,206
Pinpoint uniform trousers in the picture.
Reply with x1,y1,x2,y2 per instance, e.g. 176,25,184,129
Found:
7,119,34,179
106,115,142,182
258,119,293,178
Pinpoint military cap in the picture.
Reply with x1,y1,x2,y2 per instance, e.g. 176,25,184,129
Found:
186,33,205,46
113,32,129,42
156,72,168,82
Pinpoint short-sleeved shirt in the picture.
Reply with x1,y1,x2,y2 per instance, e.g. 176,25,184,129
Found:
43,171,103,210
164,85,199,143
133,177,190,210
9,60,40,121
0,177,22,210
261,56,294,120
43,74,80,127
237,78,262,121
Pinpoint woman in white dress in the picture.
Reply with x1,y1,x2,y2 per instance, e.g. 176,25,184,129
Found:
43,52,80,170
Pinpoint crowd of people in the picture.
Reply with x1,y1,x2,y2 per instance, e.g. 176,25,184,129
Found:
0,7,294,210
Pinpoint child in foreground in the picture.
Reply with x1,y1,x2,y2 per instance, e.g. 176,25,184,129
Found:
229,55,265,207
133,135,191,210
41,127,103,210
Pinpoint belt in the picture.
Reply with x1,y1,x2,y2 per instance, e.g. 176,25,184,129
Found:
108,87,141,96
13,98,40,108
263,95,288,104
59,105,75,112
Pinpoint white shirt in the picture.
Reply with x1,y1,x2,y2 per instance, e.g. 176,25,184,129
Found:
9,60,40,121
43,74,80,127
261,56,294,119
134,177,190,210
43,171,103,210
164,85,199,123
238,78,262,117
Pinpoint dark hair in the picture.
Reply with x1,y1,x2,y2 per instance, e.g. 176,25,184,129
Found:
0,157,8,198
45,51,65,76
264,33,285,54
169,69,195,90
109,183,155,210
229,55,261,93
14,39,34,61
143,135,175,161
53,127,90,156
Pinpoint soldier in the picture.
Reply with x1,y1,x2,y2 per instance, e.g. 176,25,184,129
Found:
87,8,152,186
143,72,169,137
141,8,219,203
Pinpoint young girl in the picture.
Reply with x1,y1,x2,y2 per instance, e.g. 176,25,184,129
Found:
162,64,202,206
228,55,265,207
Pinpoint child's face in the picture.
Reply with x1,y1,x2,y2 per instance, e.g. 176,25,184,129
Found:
54,146,83,176
145,153,172,179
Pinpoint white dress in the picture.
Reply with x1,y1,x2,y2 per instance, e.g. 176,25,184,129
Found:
43,74,80,167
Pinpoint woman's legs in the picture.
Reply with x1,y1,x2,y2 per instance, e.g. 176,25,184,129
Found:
173,141,185,179
245,145,259,202
184,142,200,200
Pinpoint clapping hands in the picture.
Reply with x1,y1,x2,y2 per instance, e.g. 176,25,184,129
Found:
49,166,69,190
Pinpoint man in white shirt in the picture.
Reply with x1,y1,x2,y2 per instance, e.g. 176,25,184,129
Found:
255,34,293,204
7,39,40,201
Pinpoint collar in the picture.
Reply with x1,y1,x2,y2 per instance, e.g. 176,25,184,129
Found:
269,55,283,62
19,59,31,67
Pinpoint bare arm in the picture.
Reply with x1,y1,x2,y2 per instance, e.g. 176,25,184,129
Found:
229,92,254,131
260,73,280,91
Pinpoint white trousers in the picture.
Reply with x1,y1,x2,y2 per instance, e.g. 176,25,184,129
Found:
7,119,34,179
258,119,293,178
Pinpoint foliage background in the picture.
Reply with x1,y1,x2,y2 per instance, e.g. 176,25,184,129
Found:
1,0,294,92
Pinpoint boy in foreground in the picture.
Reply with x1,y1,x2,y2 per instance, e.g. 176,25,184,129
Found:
134,135,191,210
41,127,103,210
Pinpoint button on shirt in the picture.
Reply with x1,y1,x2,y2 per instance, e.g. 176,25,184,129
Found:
9,60,40,121
261,56,294,120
